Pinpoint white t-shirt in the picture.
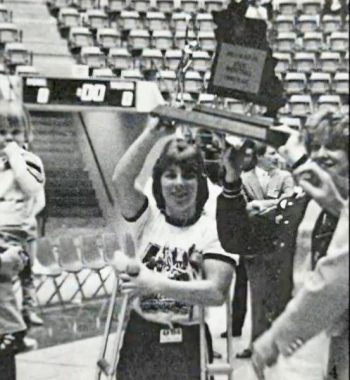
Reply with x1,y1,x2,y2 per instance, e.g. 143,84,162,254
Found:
126,202,238,326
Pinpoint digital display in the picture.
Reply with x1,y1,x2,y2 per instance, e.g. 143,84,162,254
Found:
22,77,136,109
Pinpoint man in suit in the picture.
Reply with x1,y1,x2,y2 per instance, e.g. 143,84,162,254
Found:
252,162,349,380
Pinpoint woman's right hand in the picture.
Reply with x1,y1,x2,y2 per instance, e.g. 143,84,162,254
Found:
0,247,26,276
145,116,175,138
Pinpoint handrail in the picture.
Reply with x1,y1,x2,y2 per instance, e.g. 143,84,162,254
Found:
78,112,114,206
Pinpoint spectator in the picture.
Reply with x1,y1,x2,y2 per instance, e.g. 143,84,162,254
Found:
112,117,237,380
216,109,348,379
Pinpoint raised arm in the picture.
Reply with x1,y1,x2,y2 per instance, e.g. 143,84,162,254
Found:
112,117,173,220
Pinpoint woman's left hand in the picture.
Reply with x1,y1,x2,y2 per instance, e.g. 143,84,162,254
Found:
294,161,347,216
119,265,160,297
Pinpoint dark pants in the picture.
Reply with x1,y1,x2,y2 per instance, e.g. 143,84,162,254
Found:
0,354,16,380
230,260,248,334
117,312,213,380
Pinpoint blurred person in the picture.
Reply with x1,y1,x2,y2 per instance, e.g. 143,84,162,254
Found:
253,163,348,380
217,109,348,379
0,100,45,354
112,117,237,380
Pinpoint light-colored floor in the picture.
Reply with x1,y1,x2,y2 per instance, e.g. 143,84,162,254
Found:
17,303,255,380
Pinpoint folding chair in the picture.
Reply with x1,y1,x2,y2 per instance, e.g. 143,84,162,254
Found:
289,94,314,117
300,0,322,15
273,52,292,76
309,72,331,94
274,15,295,33
333,72,349,95
157,69,177,93
317,94,342,113
276,0,298,15
302,32,323,52
184,70,203,94
197,13,215,32
319,51,341,74
0,23,21,45
328,31,349,52
164,48,182,70
198,31,216,54
56,236,87,303
128,29,151,51
145,11,169,32
322,14,342,35
152,30,174,51
80,46,107,69
96,28,122,52
108,47,133,71
192,50,212,73
141,47,164,70
82,9,109,32
275,32,298,52
293,52,316,74
297,15,319,34
285,72,307,94
33,237,65,306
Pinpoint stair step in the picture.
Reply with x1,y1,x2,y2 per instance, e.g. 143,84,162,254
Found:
47,196,99,207
47,206,103,218
45,169,90,179
46,187,96,197
46,177,92,187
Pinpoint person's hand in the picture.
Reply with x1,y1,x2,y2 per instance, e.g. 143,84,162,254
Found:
0,246,26,276
252,332,279,380
119,264,160,297
294,161,347,217
222,146,245,182
246,200,264,216
145,116,175,138
278,129,307,168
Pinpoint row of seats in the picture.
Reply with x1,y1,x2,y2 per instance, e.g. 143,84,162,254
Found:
34,232,121,305
273,0,348,16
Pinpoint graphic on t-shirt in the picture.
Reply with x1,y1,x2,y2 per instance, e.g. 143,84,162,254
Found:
139,243,202,320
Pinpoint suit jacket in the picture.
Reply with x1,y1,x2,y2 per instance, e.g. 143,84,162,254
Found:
264,202,349,380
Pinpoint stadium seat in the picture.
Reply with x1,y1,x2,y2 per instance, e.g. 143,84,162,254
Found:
0,5,11,23
275,32,298,52
157,69,177,93
204,0,225,13
192,50,212,72
276,0,298,15
164,49,182,70
274,15,296,33
156,0,176,14
4,42,32,69
198,93,216,107
174,30,196,50
224,98,248,114
309,72,332,94
175,91,194,106
171,12,191,32
197,13,215,31
302,32,323,52
328,32,349,52
333,72,349,95
106,0,127,15
15,65,39,77
80,46,106,69
96,28,122,51
145,11,169,31
92,67,115,77
131,0,151,13
319,51,342,73
121,68,144,80
128,29,151,51
198,31,216,53
297,15,319,34
279,116,303,130
273,52,293,75
322,14,342,35
300,0,322,15
181,0,201,13
278,102,291,116
184,70,203,93
141,48,164,70
0,23,21,44
285,72,307,94
68,26,94,54
152,30,174,50
119,10,142,31
49,0,72,17
108,47,133,70
293,52,316,74
74,0,95,11
82,9,109,31
317,94,342,112
58,8,80,38
289,94,314,116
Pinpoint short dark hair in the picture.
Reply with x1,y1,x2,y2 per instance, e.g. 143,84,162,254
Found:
152,139,209,218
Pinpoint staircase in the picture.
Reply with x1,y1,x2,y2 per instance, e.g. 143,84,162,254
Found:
30,112,104,221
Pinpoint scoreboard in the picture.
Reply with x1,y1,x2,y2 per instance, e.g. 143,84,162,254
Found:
22,77,137,111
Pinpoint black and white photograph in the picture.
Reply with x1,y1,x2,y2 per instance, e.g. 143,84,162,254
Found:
0,0,348,379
